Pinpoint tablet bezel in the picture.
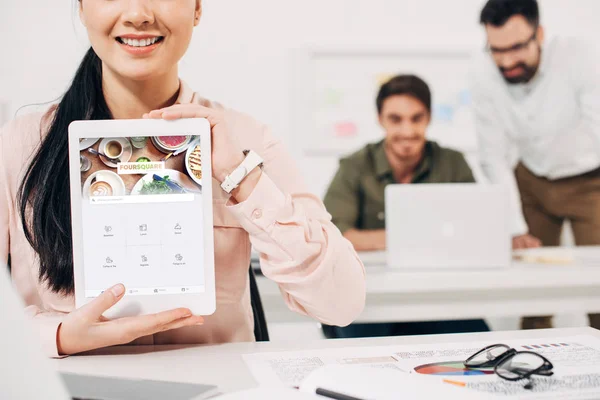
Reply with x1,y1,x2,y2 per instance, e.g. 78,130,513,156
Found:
68,118,215,318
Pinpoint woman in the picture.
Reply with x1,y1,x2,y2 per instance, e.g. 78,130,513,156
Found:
0,0,365,357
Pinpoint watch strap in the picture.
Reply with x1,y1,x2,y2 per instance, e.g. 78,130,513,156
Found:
220,150,263,193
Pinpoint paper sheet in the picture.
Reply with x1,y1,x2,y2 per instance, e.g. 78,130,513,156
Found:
243,346,406,388
243,335,600,399
394,335,600,399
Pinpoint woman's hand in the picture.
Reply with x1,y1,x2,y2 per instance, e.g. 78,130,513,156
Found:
144,104,245,183
57,284,203,355
144,104,262,202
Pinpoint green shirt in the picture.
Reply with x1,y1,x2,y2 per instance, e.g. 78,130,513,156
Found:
324,140,475,233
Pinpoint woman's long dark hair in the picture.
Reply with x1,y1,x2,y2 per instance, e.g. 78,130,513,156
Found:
17,47,112,294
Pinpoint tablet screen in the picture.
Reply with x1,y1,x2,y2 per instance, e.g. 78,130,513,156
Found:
78,134,206,297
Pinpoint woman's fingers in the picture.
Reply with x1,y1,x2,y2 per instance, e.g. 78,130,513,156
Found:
90,308,199,347
161,109,201,120
117,308,194,339
159,315,205,333
145,109,165,119
128,308,193,335
143,104,219,125
76,284,126,324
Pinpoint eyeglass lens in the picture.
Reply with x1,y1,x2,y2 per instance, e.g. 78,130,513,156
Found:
465,344,510,367
496,352,546,380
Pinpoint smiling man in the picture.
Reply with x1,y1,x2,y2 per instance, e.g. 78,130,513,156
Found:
472,0,600,329
325,75,476,252
322,75,488,338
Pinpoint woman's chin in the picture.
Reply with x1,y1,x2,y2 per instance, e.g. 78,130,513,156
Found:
111,64,169,82
121,71,162,82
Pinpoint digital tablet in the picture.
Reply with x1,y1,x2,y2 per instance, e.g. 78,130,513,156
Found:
68,119,215,318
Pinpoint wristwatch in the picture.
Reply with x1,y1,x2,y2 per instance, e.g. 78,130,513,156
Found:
220,150,264,193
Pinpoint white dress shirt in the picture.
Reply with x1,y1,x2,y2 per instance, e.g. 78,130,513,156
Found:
471,37,600,235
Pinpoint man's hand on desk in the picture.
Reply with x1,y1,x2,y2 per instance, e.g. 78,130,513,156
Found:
343,229,386,252
512,233,542,249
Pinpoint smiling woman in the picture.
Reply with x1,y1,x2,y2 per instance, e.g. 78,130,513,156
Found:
0,0,365,357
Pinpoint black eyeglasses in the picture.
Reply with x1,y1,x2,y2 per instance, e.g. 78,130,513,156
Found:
464,344,554,390
487,32,538,56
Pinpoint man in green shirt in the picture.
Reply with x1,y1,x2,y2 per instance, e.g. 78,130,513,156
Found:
323,75,489,338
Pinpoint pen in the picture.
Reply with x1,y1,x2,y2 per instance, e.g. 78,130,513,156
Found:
315,387,366,400
443,379,466,387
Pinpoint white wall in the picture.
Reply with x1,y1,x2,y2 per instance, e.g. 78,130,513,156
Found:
1,0,599,195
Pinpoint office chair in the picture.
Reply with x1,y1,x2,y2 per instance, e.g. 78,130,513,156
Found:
248,265,269,341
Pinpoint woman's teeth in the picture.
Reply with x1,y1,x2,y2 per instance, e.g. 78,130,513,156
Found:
120,37,161,47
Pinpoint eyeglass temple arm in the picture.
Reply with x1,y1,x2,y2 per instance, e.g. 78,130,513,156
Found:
536,369,554,376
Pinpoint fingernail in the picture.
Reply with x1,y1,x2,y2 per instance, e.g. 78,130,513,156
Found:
110,284,125,297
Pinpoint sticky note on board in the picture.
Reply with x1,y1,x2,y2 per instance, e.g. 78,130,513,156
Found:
333,121,358,138
376,73,395,87
458,89,472,106
433,104,455,122
323,88,344,107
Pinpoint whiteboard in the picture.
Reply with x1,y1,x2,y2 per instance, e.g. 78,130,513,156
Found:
293,47,477,157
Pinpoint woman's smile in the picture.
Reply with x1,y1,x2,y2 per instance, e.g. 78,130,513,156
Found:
116,34,165,56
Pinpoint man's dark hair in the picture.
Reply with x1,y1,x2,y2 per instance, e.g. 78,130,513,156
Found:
376,75,431,115
480,0,539,27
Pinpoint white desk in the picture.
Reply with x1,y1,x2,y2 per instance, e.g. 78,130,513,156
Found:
53,327,600,395
256,246,600,323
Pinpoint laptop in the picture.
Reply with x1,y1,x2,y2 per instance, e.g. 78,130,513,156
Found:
0,267,217,400
62,374,218,400
384,183,511,269
0,267,70,400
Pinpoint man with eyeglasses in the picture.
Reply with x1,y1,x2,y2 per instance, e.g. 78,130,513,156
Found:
472,0,600,330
